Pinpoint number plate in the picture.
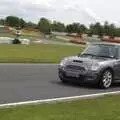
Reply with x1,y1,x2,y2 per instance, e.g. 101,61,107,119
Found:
66,71,79,77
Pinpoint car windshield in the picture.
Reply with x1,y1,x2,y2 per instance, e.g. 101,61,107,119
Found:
81,44,116,58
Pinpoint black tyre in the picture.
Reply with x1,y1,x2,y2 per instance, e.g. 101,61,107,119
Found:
99,70,113,89
59,72,67,83
60,77,67,83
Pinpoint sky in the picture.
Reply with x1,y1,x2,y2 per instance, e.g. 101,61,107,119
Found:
0,0,120,27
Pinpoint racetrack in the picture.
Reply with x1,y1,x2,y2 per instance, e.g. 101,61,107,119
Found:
0,64,120,104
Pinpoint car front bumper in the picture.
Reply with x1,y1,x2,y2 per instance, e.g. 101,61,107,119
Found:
58,67,101,84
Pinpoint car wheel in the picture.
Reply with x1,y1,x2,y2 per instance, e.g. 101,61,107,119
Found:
99,70,113,89
59,72,67,83
60,78,67,83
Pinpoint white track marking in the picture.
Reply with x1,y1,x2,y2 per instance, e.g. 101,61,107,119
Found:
0,91,120,108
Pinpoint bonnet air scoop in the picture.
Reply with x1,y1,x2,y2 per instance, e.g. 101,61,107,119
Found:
73,60,83,63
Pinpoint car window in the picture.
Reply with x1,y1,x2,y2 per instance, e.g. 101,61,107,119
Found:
109,46,116,57
83,45,116,58
117,47,120,58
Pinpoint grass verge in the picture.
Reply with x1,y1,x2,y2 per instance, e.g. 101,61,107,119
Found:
0,95,120,120
0,44,84,63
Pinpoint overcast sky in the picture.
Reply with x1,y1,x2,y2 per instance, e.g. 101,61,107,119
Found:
0,0,120,26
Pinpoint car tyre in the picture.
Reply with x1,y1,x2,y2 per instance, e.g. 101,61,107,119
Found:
60,78,67,83
59,72,67,83
99,70,113,89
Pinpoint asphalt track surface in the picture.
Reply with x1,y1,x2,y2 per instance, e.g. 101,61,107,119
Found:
0,64,120,104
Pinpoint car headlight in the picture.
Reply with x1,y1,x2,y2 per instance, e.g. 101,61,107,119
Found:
60,58,68,66
91,63,100,71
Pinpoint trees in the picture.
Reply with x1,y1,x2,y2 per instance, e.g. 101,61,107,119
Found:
66,23,79,33
88,22,118,37
0,15,120,37
26,22,37,29
6,16,20,27
79,24,87,34
66,24,73,33
0,19,5,25
51,21,65,32
5,16,27,29
19,18,26,28
38,18,51,34
103,22,116,37
89,22,103,37
66,23,87,34
114,28,120,37
4,16,38,29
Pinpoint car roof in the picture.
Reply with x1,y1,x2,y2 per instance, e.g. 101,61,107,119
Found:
89,42,120,47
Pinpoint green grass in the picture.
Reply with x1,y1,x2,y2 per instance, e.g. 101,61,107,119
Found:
0,44,84,63
0,95,120,120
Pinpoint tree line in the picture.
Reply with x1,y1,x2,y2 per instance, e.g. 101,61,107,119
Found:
0,16,37,29
1,16,120,37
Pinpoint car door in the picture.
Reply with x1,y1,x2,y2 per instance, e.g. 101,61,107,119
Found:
114,47,120,79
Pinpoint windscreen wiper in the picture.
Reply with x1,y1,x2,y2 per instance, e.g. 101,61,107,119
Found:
82,53,97,57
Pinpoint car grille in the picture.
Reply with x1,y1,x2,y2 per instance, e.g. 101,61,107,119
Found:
65,65,86,73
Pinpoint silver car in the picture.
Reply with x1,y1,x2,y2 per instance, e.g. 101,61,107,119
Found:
58,43,120,89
